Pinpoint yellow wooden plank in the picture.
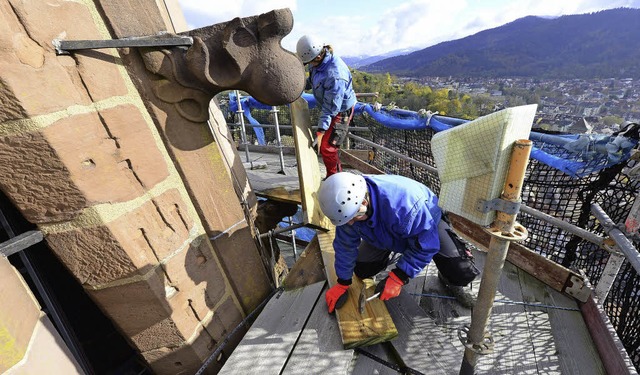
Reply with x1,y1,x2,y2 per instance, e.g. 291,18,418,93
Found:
318,230,398,349
290,96,397,348
290,97,328,229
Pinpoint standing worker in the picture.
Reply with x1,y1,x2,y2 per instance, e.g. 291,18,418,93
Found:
317,172,480,313
296,35,357,178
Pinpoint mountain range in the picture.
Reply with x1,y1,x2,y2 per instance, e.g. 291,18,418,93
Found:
356,8,640,79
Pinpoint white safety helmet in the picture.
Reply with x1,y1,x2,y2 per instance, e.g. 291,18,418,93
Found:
296,35,324,64
318,172,368,226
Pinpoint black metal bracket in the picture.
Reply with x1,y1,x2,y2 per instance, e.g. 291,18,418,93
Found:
53,35,193,55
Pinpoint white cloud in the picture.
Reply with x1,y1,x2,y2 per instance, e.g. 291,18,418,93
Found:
177,0,640,56
179,0,297,29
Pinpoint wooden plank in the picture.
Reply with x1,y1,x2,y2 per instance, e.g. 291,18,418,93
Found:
219,282,325,374
290,97,328,229
474,261,546,375
282,283,355,374
318,230,398,349
0,230,43,257
385,289,462,374
283,235,326,291
255,187,301,205
448,212,581,294
289,96,397,348
340,150,384,175
580,296,637,375
520,272,605,374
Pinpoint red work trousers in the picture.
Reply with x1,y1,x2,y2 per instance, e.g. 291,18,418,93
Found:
320,107,354,177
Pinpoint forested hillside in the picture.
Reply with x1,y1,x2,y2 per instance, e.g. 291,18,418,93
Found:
364,8,640,79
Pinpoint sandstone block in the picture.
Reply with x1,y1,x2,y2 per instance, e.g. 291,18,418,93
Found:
45,189,193,286
43,108,168,204
140,296,243,375
88,267,193,351
211,224,271,311
163,238,228,320
0,132,86,223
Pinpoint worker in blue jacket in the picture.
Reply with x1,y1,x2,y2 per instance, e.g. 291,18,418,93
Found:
317,172,480,313
296,35,357,178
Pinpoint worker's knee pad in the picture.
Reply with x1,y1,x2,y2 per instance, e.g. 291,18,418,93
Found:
354,259,388,279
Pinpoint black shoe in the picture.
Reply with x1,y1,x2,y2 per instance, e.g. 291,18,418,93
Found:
438,272,476,309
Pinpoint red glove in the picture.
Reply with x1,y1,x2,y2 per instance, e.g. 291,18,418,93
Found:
325,283,349,313
377,271,407,301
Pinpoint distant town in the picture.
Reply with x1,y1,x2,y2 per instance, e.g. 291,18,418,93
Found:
409,76,640,134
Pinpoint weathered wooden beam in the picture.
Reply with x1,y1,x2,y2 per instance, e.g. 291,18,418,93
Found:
447,212,591,301
0,230,43,257
580,296,637,375
340,149,385,175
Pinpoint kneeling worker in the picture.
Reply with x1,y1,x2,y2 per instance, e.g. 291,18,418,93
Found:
317,172,480,313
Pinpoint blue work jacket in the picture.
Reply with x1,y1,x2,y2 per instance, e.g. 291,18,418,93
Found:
308,51,357,131
333,175,442,280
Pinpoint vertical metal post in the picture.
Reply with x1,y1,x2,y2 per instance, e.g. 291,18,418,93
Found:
459,140,532,375
289,216,298,261
271,106,286,174
235,90,252,166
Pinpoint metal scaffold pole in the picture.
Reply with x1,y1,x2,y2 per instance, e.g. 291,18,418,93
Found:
271,106,286,174
235,90,252,166
459,140,532,375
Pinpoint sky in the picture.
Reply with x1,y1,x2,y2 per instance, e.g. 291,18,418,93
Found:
176,0,640,57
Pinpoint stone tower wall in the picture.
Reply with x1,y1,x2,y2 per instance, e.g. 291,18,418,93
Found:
0,1,276,373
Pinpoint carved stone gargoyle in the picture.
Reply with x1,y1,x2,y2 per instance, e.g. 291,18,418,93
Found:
141,8,305,122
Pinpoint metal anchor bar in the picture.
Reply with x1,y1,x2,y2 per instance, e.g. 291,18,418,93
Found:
53,35,193,55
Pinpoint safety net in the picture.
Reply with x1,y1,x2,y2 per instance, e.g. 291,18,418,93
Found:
221,93,640,370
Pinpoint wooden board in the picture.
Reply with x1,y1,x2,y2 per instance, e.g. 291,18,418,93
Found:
290,97,328,229
318,230,398,349
282,283,355,374
473,255,541,374
519,272,605,374
255,187,301,205
448,212,588,298
340,150,385,175
283,235,326,291
219,282,325,374
385,289,462,374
